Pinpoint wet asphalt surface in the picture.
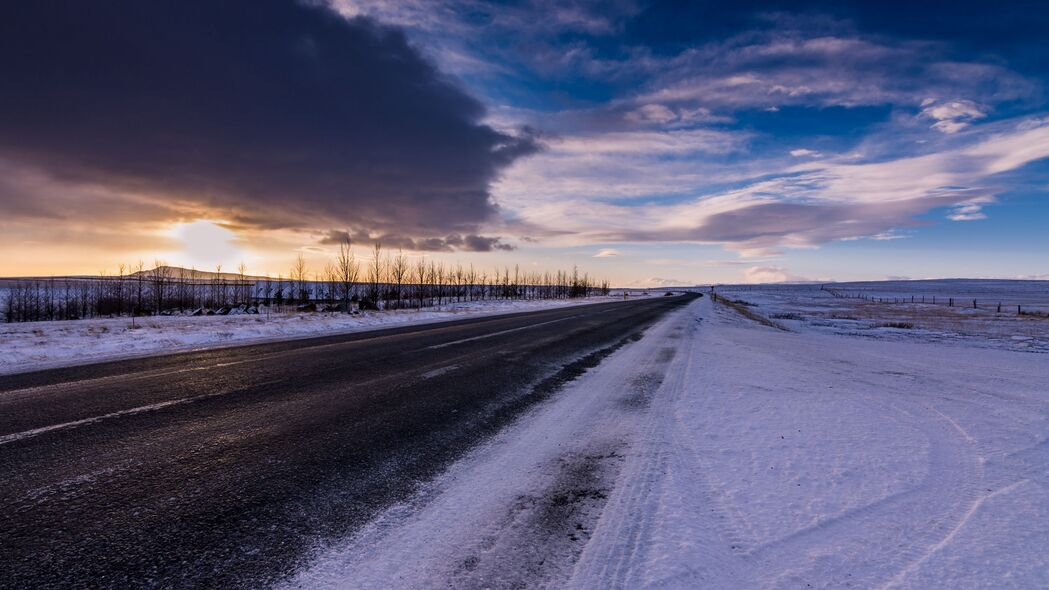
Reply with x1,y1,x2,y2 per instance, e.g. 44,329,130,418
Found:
0,295,695,589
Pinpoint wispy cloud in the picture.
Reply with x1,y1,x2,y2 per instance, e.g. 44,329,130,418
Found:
495,116,1049,253
742,265,810,284
947,196,995,221
920,99,988,134
630,34,1037,114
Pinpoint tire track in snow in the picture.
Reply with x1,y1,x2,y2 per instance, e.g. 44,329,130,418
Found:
744,360,986,589
568,301,743,589
607,296,992,589
878,479,1030,590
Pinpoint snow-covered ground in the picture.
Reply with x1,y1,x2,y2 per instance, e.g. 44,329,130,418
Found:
714,279,1049,353
286,292,1049,589
0,296,644,375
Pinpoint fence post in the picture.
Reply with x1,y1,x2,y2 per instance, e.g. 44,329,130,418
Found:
997,302,1001,313
973,299,977,309
949,298,953,307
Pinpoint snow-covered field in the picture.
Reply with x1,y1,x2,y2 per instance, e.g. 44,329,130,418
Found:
0,296,643,375
715,279,1049,353
287,290,1049,589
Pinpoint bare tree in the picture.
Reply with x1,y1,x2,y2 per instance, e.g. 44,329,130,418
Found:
115,263,127,316
291,253,308,304
335,234,359,312
390,250,408,309
414,257,428,308
128,260,144,316
367,242,383,306
149,260,172,314
324,262,338,306
453,263,464,302
237,261,248,305
3,246,620,323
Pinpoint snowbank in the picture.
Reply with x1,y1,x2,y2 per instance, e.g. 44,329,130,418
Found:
0,296,641,375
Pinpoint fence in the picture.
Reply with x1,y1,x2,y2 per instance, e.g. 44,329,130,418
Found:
821,286,1049,317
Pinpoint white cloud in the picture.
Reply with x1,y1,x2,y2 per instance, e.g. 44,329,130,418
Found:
947,196,995,221
623,277,692,288
593,248,621,257
632,35,1035,115
625,104,677,124
741,266,809,284
789,148,820,157
870,231,907,240
920,99,987,134
495,115,1049,253
555,128,746,155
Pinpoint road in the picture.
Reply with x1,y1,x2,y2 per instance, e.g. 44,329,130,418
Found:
0,294,695,589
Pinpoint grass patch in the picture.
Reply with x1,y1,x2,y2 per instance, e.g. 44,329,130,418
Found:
715,297,789,331
875,322,915,329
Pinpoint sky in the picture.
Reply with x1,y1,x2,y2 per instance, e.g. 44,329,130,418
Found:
2,0,1048,285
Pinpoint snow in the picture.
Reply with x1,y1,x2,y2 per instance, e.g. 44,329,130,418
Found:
713,279,1049,353
0,296,643,375
285,289,1049,589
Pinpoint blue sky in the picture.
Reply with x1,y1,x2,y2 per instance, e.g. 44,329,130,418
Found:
2,1,1048,284
331,0,1049,284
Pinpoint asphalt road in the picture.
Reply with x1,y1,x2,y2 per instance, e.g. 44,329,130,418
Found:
0,294,696,589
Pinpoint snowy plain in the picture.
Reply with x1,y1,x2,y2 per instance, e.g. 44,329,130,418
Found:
714,279,1049,353
0,295,650,375
286,287,1049,589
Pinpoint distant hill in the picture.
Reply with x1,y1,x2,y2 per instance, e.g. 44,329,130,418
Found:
621,277,696,289
0,266,269,286
127,266,270,281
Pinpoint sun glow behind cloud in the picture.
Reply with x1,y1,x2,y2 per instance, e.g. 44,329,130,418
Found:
166,220,247,271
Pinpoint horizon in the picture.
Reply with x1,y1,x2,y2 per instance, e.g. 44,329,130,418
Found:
4,262,1049,290
2,1,1048,285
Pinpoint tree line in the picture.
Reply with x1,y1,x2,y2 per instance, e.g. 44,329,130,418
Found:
2,239,611,322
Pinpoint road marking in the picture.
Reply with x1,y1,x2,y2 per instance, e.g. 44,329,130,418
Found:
425,316,581,350
0,381,277,446
420,364,460,380
0,396,215,446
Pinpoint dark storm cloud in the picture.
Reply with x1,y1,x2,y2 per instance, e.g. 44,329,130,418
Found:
318,229,514,252
0,0,537,242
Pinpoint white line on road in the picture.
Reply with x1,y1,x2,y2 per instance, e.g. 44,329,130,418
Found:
0,396,218,446
421,364,461,380
425,316,579,350
0,381,277,446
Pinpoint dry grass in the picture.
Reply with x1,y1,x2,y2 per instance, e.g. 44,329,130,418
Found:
800,299,1049,341
716,283,1049,350
715,296,790,331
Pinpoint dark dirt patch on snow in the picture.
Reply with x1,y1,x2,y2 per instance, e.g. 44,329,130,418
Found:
450,444,625,589
620,372,664,410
